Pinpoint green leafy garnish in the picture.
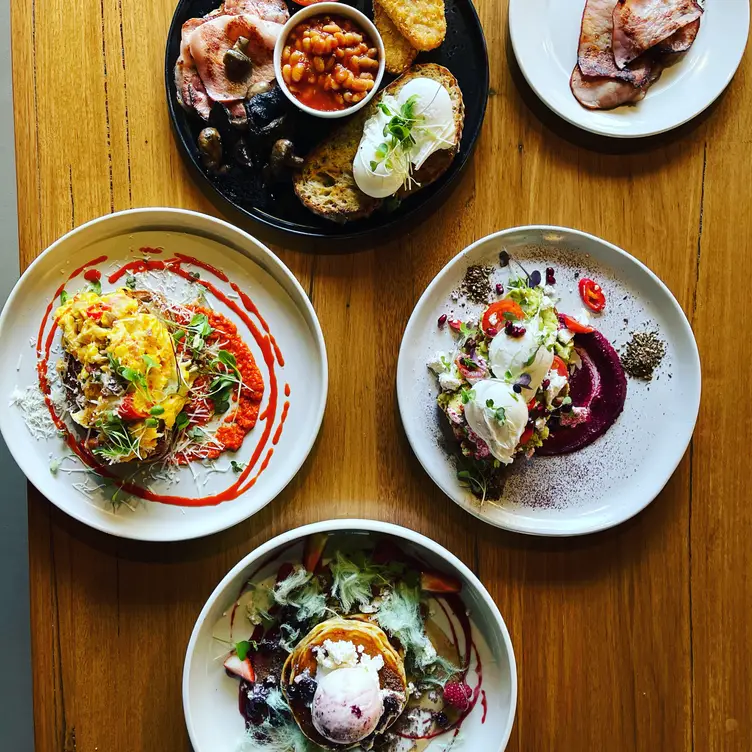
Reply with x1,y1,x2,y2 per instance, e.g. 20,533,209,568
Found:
60,290,69,305
460,387,476,405
175,411,190,432
235,640,253,661
125,274,137,290
150,405,165,416
94,413,142,462
368,94,424,184
87,278,102,295
459,322,477,339
231,460,246,473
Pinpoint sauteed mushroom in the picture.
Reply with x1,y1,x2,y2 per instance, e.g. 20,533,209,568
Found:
269,139,304,179
198,127,223,170
224,37,252,81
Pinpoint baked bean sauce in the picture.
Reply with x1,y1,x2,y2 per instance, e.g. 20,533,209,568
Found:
281,15,380,112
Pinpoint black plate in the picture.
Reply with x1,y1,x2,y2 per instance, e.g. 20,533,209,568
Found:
165,0,489,246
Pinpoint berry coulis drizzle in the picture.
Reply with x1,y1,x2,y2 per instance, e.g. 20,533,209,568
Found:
35,249,291,507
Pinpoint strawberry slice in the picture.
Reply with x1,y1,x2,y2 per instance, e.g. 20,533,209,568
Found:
421,571,462,594
224,654,255,683
303,533,329,573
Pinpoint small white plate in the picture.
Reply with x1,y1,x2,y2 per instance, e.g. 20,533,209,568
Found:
183,519,517,752
509,0,750,138
0,209,328,542
397,226,701,536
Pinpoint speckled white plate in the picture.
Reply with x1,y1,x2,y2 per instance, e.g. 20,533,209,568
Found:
0,209,327,542
397,226,701,536
509,0,750,138
183,520,517,752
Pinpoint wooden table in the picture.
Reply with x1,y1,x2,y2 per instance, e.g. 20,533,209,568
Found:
10,1,751,750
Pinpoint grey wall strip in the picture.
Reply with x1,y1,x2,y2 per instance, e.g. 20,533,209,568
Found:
0,0,34,748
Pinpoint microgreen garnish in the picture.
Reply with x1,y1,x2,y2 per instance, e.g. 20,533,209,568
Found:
459,322,478,340
125,274,137,290
150,405,165,416
189,271,200,281
459,356,479,371
187,313,213,352
188,426,205,441
175,411,190,432
94,413,143,463
145,417,159,428
457,464,489,503
460,387,476,404
60,290,69,305
108,353,152,399
485,398,506,423
87,278,102,295
209,350,242,414
231,460,246,473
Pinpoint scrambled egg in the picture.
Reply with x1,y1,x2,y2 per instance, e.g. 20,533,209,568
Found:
55,289,194,460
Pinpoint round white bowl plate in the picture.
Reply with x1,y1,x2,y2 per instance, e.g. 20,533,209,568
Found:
183,520,517,752
509,0,750,138
0,209,327,542
397,226,701,536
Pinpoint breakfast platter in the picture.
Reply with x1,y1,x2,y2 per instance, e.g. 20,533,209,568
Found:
165,0,489,240
398,226,701,536
183,520,517,752
0,209,327,541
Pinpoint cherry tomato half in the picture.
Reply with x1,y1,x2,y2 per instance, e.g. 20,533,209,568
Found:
118,394,149,422
551,355,569,378
579,278,606,312
482,300,525,334
559,313,594,335
519,427,535,446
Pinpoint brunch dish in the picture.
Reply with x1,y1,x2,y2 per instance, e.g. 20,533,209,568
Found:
397,226,701,536
509,0,749,137
0,209,328,542
166,0,488,240
183,520,517,751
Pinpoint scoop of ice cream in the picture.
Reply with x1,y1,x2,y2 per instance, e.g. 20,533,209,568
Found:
311,665,383,745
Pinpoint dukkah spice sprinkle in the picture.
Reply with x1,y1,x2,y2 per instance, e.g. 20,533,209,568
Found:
620,331,666,380
461,265,493,304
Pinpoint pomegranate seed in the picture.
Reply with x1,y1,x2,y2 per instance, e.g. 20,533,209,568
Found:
546,267,556,285
505,322,526,338
495,283,504,295
542,378,550,390
438,314,448,327
486,327,498,337
449,319,462,332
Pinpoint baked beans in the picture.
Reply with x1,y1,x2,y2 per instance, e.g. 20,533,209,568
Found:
281,15,380,112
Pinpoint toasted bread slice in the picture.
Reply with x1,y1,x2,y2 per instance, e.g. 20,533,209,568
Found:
378,0,446,52
294,63,464,224
374,1,418,76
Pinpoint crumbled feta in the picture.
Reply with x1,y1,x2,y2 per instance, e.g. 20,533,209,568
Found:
313,639,384,678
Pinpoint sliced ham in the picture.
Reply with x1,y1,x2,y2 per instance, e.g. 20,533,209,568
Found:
655,17,701,54
175,17,214,120
223,0,289,24
612,0,703,69
577,0,653,87
570,65,647,110
190,14,282,103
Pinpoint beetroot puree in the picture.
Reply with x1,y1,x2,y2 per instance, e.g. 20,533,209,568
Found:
538,330,627,456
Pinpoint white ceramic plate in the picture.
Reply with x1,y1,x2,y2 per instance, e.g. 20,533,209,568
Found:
509,0,750,138
183,519,517,752
397,226,701,536
0,209,327,542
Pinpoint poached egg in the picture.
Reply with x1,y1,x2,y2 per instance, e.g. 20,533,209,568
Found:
353,78,456,199
464,379,529,465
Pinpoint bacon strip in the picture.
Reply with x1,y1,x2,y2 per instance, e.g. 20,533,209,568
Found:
190,14,282,103
578,0,654,86
612,0,703,69
570,66,647,110
175,17,214,120
655,17,701,54
223,0,289,24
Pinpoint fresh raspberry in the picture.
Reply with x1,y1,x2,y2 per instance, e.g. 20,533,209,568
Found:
443,681,472,711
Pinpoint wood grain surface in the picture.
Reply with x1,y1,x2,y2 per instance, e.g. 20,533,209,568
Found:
9,0,751,750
